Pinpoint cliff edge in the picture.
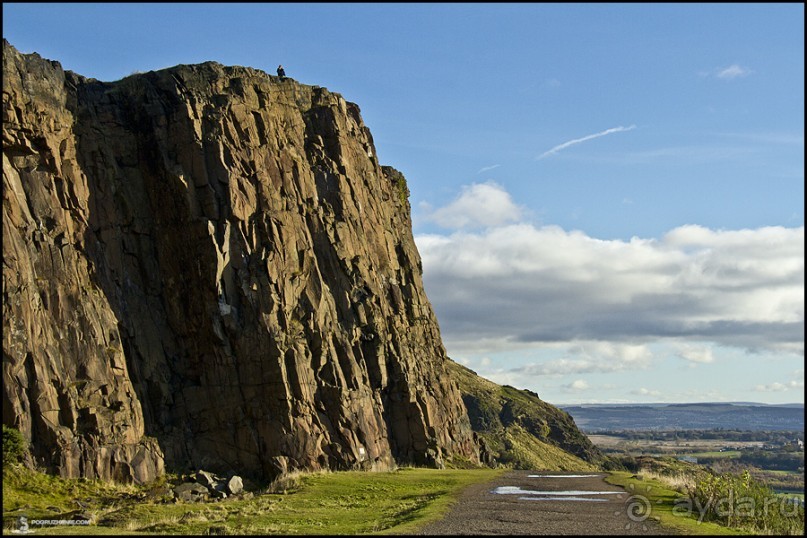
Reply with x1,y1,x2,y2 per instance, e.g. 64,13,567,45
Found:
2,41,479,483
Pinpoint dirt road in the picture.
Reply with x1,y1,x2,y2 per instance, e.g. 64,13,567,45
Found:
414,470,675,535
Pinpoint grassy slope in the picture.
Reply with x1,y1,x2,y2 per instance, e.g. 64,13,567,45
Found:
606,457,804,536
3,465,505,535
447,360,603,470
605,471,746,535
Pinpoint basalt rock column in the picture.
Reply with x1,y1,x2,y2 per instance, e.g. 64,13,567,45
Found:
2,40,478,482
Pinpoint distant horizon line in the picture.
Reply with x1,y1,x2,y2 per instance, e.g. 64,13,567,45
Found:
557,401,805,408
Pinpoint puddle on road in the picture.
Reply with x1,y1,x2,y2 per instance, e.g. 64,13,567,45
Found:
493,486,624,499
527,474,602,478
518,496,609,502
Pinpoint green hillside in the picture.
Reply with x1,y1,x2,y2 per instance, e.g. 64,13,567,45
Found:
448,360,604,470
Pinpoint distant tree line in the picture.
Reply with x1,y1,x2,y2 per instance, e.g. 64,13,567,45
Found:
598,429,804,443
736,450,803,472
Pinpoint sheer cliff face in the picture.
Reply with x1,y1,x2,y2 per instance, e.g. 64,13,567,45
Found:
2,41,478,483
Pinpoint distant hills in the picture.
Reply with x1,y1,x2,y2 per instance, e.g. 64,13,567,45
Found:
562,402,805,432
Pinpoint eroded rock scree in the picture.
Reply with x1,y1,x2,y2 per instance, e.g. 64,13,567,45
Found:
2,40,480,483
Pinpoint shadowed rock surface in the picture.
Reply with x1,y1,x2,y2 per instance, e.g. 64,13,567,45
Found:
2,40,479,483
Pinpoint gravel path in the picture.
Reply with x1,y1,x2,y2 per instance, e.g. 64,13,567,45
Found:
414,470,676,535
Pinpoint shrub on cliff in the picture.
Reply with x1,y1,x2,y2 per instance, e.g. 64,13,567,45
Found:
3,425,26,465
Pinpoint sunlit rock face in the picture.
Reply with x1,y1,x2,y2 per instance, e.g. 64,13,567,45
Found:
2,40,479,483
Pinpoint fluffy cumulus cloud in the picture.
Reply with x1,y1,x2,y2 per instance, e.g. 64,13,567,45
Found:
424,181,523,229
509,342,653,376
415,186,804,363
563,379,590,392
753,380,804,393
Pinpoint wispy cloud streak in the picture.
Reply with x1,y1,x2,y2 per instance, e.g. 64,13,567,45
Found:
477,164,501,174
538,125,636,160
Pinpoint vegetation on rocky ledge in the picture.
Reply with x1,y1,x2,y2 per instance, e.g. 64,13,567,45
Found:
447,360,605,470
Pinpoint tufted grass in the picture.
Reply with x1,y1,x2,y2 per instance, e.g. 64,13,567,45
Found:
3,464,504,535
605,471,747,535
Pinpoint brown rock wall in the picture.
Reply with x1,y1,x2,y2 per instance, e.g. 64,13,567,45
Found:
2,41,478,483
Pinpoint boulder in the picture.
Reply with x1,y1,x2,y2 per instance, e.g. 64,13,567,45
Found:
226,476,243,495
173,483,210,503
194,470,218,488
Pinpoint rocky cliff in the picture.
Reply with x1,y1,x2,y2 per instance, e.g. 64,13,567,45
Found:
2,41,479,484
447,361,604,469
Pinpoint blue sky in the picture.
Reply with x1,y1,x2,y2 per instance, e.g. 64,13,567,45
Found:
4,3,803,406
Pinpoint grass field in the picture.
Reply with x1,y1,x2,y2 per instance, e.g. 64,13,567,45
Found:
605,472,746,536
768,469,803,476
587,435,764,453
5,456,800,535
3,464,505,535
685,451,741,459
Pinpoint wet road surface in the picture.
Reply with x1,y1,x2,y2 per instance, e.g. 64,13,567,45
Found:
415,470,675,535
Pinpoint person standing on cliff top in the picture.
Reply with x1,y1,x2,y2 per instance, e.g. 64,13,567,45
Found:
277,65,286,81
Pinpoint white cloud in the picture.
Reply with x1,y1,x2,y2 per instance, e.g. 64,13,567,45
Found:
477,164,501,174
424,181,523,230
753,380,803,393
754,382,788,392
700,64,754,80
537,125,636,160
416,185,804,359
632,388,662,397
674,344,715,364
511,342,653,377
753,368,804,393
716,64,753,80
564,379,589,392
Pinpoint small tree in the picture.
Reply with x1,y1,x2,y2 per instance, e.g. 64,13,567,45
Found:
2,425,26,464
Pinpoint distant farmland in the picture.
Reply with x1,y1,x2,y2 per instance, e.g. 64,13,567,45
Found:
563,403,804,432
